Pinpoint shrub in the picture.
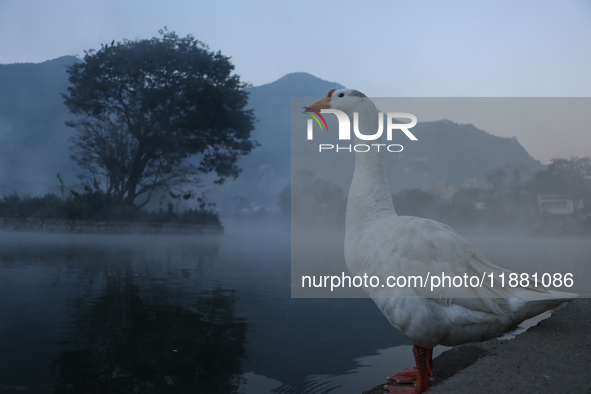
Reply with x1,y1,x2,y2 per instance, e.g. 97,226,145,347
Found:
0,190,220,226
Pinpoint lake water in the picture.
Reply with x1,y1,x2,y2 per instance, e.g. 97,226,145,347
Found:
0,223,589,393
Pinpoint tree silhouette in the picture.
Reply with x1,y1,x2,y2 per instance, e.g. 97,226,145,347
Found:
529,156,591,202
63,29,256,208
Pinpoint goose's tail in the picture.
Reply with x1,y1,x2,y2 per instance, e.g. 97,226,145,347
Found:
511,290,578,321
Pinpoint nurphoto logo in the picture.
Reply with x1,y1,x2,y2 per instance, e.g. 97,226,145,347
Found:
305,109,418,153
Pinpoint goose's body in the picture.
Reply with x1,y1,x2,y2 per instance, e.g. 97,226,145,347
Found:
306,89,577,393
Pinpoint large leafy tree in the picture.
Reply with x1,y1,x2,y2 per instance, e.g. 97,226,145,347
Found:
63,29,256,208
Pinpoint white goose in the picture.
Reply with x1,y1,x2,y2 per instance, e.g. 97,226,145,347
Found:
305,89,577,394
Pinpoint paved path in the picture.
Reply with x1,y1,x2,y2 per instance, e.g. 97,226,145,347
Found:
364,299,591,394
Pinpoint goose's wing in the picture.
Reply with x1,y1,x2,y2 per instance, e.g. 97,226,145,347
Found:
370,216,576,317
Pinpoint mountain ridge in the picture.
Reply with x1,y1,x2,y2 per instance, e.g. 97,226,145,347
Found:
0,57,544,211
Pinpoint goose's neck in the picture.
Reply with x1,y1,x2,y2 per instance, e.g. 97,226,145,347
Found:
345,105,396,235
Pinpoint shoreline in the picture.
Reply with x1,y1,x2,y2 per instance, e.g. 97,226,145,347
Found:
0,217,224,235
364,298,591,393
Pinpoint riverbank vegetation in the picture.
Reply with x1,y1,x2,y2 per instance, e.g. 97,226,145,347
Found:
286,157,591,235
0,186,220,226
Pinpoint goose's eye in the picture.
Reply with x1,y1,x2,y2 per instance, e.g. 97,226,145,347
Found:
338,93,345,97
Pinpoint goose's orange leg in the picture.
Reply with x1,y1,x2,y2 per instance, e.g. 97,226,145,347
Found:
384,345,432,394
426,348,434,378
386,347,434,383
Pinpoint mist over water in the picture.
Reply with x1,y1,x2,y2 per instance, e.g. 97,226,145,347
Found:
0,220,588,393
0,223,406,393
462,232,590,295
292,224,590,299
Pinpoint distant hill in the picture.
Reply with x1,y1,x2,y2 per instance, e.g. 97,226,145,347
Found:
0,58,544,212
0,56,80,194
290,118,544,200
246,72,346,149
223,78,544,211
388,120,544,190
202,73,346,211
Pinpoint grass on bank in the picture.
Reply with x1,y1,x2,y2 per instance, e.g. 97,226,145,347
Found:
0,188,220,226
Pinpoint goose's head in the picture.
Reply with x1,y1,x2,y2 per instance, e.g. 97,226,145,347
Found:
305,88,371,116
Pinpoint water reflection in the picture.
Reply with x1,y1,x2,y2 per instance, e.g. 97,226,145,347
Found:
0,228,408,394
0,227,588,393
0,232,249,394
52,284,247,393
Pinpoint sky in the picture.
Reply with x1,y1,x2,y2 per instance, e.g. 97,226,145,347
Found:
1,0,590,163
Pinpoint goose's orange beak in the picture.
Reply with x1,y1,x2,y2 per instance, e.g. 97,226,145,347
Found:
305,96,331,113
304,89,337,113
